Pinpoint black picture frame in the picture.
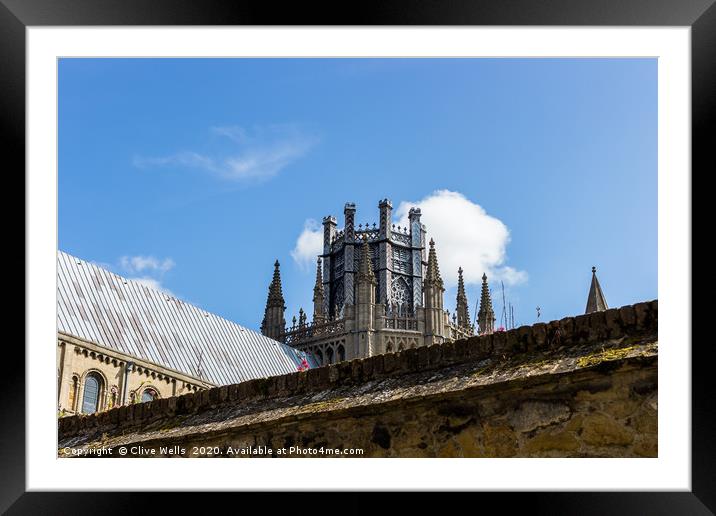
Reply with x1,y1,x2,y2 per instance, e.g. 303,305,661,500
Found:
4,0,712,513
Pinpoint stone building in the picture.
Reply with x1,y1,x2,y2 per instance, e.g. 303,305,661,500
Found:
57,251,314,416
261,199,498,365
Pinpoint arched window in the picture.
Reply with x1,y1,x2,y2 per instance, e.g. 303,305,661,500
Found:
142,387,158,403
326,347,334,364
81,373,103,414
390,277,411,315
337,344,346,362
315,349,324,365
68,375,79,411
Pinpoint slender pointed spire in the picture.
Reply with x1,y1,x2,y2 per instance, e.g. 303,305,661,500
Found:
261,260,286,340
585,266,608,313
267,260,285,306
425,238,443,288
477,273,495,334
456,267,471,329
357,240,376,284
312,258,326,323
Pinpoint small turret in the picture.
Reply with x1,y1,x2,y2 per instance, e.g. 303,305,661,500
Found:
424,238,444,288
477,273,496,334
355,240,377,356
261,260,286,341
378,198,393,238
313,258,326,324
456,267,471,330
423,239,446,345
585,266,608,313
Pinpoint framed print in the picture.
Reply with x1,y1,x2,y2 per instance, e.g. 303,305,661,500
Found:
5,0,713,512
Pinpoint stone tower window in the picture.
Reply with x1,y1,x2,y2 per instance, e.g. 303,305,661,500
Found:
390,277,411,315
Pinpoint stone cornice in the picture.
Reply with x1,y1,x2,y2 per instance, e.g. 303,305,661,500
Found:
58,332,215,389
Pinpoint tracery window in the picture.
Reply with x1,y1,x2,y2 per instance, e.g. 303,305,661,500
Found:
390,277,411,315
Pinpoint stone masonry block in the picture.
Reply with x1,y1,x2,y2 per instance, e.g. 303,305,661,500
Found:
619,305,636,328
383,353,397,373
428,343,443,365
441,341,455,364
362,357,374,378
531,323,547,349
417,345,430,368
558,317,575,345
633,302,651,331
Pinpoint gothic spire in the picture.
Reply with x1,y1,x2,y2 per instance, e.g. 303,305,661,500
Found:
312,258,326,323
585,266,608,313
314,258,324,295
357,240,376,284
477,273,495,334
425,238,443,288
261,259,286,341
456,267,470,329
266,260,285,307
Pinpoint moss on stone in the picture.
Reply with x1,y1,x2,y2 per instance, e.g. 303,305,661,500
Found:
576,346,639,369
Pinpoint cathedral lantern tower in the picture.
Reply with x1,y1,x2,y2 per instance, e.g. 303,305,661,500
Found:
266,198,462,364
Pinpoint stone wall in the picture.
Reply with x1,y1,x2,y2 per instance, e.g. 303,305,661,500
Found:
58,301,658,458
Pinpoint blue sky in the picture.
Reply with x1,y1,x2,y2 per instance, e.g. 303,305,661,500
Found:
58,58,657,330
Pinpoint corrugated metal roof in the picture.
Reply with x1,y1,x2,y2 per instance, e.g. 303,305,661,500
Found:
57,250,315,385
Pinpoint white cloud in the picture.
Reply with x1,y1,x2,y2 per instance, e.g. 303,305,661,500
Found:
290,219,323,270
119,255,175,275
134,125,317,182
118,255,176,296
395,190,527,288
128,276,175,297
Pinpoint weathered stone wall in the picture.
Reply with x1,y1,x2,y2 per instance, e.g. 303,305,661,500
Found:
58,301,657,458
